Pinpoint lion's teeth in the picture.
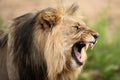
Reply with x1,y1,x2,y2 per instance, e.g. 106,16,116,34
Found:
85,43,89,50
90,43,94,49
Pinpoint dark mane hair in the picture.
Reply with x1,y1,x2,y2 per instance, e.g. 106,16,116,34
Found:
11,12,48,80
0,30,8,48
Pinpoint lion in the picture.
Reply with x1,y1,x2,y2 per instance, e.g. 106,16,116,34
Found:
0,4,99,80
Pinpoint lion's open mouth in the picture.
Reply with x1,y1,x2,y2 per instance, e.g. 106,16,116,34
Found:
72,41,96,65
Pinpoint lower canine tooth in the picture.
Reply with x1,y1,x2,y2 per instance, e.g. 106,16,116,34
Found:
90,43,94,49
85,43,89,50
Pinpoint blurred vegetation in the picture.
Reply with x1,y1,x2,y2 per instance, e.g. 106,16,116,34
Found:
78,12,120,80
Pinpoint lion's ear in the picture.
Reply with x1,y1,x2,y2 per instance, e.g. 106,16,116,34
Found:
37,8,61,29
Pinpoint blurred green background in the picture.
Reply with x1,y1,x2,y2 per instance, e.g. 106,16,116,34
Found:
0,0,120,80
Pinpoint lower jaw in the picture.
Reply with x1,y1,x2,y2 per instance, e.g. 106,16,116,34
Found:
69,59,84,70
73,54,83,65
72,47,87,66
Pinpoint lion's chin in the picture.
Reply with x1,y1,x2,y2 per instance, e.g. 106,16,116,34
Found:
71,41,95,66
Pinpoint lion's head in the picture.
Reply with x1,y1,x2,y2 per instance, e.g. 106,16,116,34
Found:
7,4,99,80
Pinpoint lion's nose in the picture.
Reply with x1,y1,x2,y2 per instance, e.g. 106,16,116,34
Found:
92,33,99,39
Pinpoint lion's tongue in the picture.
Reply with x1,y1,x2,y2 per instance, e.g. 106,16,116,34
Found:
74,47,81,60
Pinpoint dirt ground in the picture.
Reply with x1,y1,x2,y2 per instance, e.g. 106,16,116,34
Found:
0,0,120,26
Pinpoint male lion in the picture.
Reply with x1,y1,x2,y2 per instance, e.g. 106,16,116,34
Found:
0,4,99,80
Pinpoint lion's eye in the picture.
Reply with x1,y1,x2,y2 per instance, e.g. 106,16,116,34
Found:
74,26,80,30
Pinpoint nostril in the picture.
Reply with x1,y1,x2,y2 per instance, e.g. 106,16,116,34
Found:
92,33,99,39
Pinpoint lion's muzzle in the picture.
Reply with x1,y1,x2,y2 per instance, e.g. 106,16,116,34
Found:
72,30,99,66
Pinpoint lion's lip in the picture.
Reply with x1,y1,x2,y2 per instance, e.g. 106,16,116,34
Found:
72,41,96,65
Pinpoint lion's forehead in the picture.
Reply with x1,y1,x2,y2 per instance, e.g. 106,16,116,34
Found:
62,15,86,27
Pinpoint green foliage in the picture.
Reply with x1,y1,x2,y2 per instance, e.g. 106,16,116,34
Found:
78,14,120,80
